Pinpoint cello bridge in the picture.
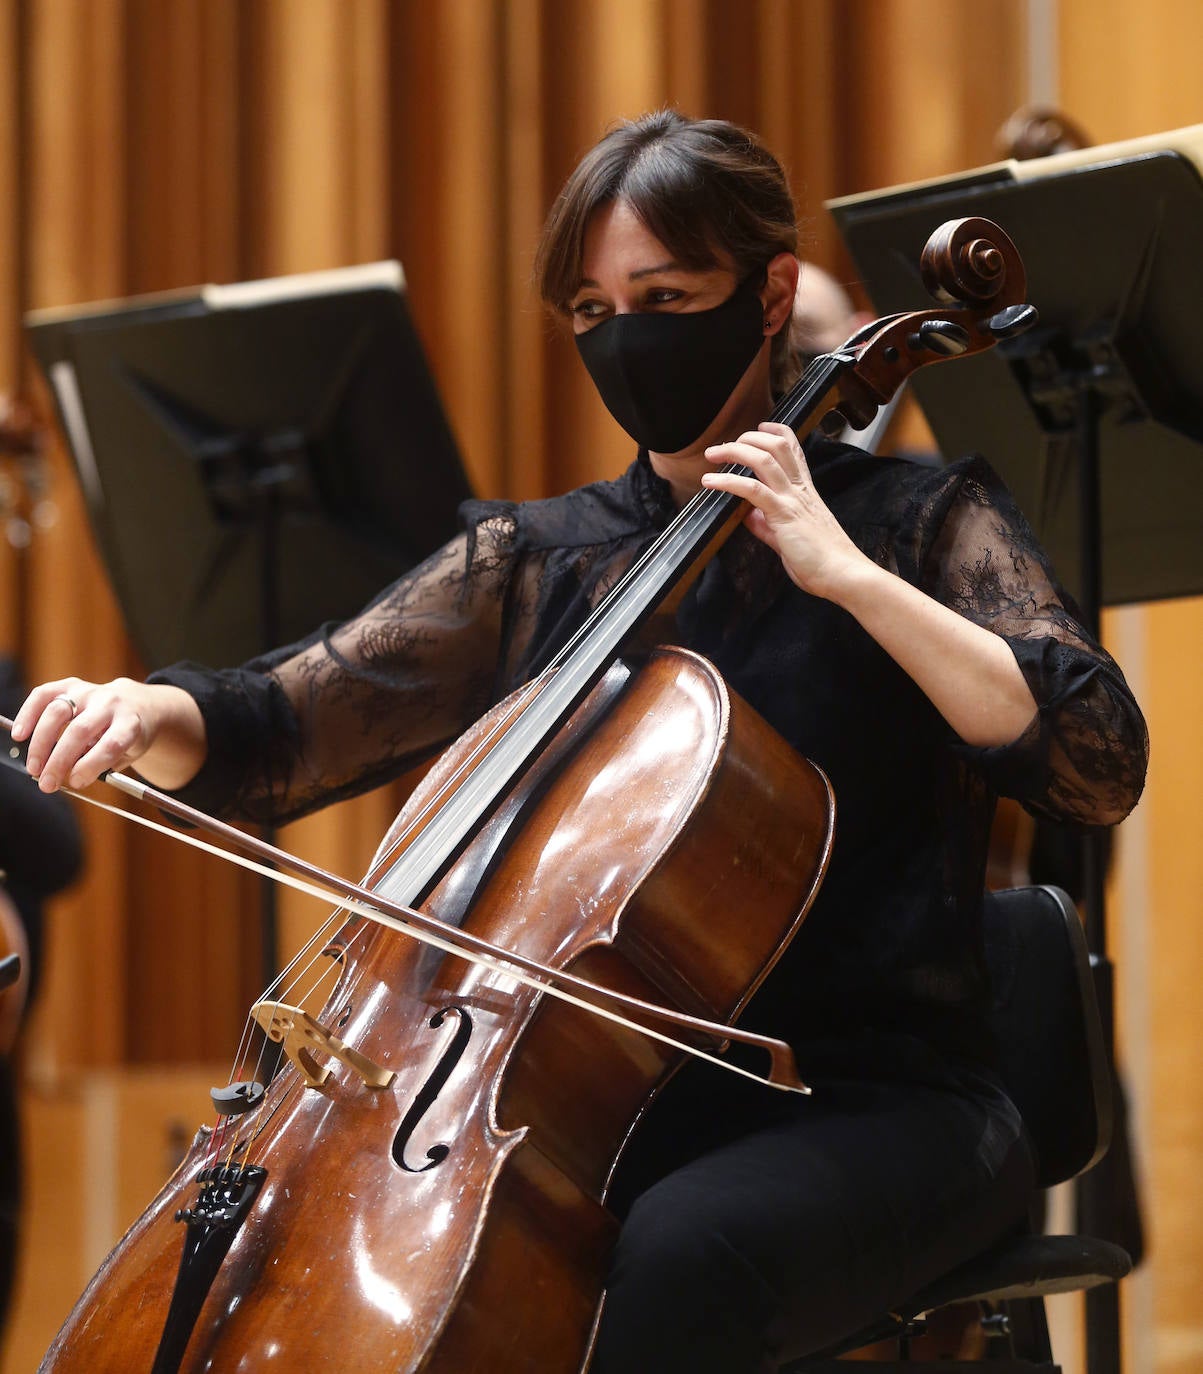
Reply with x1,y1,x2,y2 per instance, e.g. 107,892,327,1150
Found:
250,1001,396,1090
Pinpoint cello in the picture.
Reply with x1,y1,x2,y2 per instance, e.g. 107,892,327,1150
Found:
21,218,1035,1373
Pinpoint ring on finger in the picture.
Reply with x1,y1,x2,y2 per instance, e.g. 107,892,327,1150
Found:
53,693,79,718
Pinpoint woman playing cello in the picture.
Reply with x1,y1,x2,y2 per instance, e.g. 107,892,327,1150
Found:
13,111,1147,1371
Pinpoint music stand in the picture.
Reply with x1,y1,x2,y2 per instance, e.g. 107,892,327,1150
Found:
828,126,1203,613
25,262,473,668
25,262,474,983
830,124,1203,1374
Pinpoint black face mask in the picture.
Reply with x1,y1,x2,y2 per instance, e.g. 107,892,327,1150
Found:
575,277,766,454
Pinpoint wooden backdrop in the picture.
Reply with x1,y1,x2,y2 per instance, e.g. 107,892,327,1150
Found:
0,1,1197,1370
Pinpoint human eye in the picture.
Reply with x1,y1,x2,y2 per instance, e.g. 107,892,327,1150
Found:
570,296,611,326
643,286,684,308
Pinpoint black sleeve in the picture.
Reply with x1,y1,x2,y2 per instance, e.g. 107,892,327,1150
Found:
150,514,519,825
919,457,1148,826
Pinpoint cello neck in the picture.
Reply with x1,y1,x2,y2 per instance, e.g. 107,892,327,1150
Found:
365,355,851,909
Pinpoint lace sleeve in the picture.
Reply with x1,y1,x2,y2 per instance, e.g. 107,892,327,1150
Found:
152,512,519,825
919,458,1148,826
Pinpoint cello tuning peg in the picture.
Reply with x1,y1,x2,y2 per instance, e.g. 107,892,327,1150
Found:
908,320,973,356
986,303,1039,339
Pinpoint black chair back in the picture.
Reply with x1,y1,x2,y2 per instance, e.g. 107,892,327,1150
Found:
983,884,1112,1188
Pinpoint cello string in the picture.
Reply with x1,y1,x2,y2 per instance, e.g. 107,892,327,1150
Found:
235,928,379,1170
203,925,350,1172
229,904,382,1163
240,927,383,1167
539,469,741,676
219,895,350,1099
233,947,352,1172
530,357,844,685
358,472,745,891
338,676,549,896
225,929,351,1167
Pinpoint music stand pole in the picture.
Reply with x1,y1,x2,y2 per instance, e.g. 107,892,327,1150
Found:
1024,347,1120,1374
1071,373,1121,1374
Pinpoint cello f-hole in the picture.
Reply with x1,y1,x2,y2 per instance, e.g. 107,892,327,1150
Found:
392,1006,474,1173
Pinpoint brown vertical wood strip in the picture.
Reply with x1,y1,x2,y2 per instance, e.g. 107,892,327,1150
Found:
21,0,134,1073
0,0,21,652
0,0,18,386
199,0,243,281
237,0,272,281
755,0,841,266
348,0,390,265
661,0,708,117
501,0,550,502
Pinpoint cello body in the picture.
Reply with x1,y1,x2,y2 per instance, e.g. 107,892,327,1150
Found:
40,648,833,1373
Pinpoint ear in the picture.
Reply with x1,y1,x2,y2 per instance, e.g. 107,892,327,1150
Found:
760,253,801,336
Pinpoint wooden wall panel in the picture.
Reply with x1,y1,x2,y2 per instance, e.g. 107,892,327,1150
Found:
124,0,243,291
498,0,551,503
834,0,1027,199
0,2,1192,1370
21,0,134,1073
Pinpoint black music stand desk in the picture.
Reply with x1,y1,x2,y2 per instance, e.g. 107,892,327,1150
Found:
829,123,1203,615
26,261,473,670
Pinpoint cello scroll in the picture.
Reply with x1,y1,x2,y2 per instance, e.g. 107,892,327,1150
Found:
785,216,1036,435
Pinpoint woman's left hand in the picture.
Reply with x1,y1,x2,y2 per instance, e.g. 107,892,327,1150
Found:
705,422,1040,749
700,422,867,600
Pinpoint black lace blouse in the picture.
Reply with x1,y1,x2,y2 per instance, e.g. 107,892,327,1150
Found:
153,439,1148,1063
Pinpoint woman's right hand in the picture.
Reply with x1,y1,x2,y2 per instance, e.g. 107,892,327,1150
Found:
10,677,207,794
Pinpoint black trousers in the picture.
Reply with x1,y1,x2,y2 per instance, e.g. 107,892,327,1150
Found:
592,1043,1036,1373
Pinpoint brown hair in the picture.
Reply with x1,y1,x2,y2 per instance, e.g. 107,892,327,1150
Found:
535,110,800,390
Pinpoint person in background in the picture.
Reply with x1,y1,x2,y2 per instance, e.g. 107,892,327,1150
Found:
789,260,872,366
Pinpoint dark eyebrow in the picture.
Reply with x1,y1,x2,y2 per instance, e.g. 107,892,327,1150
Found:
575,260,687,291
629,260,684,280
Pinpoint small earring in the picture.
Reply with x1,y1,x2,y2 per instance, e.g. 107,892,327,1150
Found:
763,317,773,332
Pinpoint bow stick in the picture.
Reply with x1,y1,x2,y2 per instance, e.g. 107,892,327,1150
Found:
1,714,809,1094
